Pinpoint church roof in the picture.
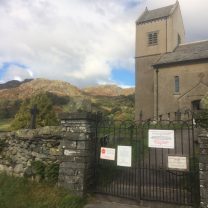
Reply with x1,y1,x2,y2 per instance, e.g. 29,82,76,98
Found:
136,3,177,24
154,40,208,67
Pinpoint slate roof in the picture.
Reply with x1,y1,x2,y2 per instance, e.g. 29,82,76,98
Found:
154,40,208,67
137,3,176,24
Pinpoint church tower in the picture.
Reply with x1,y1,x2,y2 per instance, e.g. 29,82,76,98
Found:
135,1,185,120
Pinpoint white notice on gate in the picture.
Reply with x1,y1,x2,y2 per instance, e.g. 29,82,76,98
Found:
148,129,174,149
100,147,115,160
117,146,132,167
168,156,188,170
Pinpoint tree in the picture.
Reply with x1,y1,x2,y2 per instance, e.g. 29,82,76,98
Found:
11,93,58,130
201,94,208,109
0,99,21,119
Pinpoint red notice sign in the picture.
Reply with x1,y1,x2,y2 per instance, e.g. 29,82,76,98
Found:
101,148,106,154
100,147,115,160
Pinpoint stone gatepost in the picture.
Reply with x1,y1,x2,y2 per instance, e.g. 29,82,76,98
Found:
199,130,208,208
58,113,97,196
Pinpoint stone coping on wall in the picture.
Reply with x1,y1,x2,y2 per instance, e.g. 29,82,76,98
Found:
4,126,63,140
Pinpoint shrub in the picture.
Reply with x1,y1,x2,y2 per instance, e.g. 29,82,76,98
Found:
195,110,208,129
31,161,59,184
11,93,58,130
31,161,46,181
45,163,59,184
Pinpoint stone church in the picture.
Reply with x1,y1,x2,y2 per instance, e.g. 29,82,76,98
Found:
135,1,208,120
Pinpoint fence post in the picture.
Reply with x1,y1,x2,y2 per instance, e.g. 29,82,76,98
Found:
58,112,97,196
198,130,208,207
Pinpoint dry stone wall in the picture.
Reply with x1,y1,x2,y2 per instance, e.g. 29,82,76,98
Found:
0,112,97,196
0,126,62,178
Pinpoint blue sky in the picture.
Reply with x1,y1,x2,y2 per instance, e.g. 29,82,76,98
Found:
0,0,207,88
0,63,9,79
0,62,27,77
111,68,135,88
0,63,32,83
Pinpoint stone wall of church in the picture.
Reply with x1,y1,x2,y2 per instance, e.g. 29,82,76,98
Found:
135,3,185,121
136,20,167,57
167,3,185,52
135,55,161,121
156,62,208,116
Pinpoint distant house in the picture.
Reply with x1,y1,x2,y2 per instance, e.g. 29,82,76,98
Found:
135,1,208,120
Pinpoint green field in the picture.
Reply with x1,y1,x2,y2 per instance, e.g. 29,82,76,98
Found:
0,173,86,208
0,119,12,132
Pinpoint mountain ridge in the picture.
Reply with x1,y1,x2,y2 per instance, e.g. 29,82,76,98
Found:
0,79,33,90
0,78,135,100
0,79,135,126
83,84,134,97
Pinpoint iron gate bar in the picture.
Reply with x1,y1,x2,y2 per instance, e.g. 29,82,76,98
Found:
94,119,199,206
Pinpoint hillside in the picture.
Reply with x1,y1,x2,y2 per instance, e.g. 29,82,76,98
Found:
0,79,135,129
0,79,134,99
83,85,135,96
0,78,83,100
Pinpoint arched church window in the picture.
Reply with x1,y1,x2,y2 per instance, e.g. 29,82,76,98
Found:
174,76,180,93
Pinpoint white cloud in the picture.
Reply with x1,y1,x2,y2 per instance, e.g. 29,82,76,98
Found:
0,0,207,87
13,76,22,82
119,84,135,89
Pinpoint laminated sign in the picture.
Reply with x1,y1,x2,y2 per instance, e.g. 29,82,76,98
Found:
148,129,174,149
117,146,132,167
168,156,188,171
100,147,115,160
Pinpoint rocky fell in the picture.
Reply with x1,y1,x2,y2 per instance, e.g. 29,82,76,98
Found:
0,78,134,100
83,85,135,97
0,79,135,123
0,79,83,100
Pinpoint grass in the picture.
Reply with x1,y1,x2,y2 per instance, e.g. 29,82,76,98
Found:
0,118,12,132
0,173,86,208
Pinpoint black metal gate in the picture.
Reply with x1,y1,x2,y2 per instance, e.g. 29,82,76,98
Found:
94,119,199,206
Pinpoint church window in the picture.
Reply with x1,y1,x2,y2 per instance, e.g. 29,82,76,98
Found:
174,76,180,93
148,31,158,46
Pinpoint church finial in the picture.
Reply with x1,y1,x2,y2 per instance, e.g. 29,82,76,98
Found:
145,7,148,11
